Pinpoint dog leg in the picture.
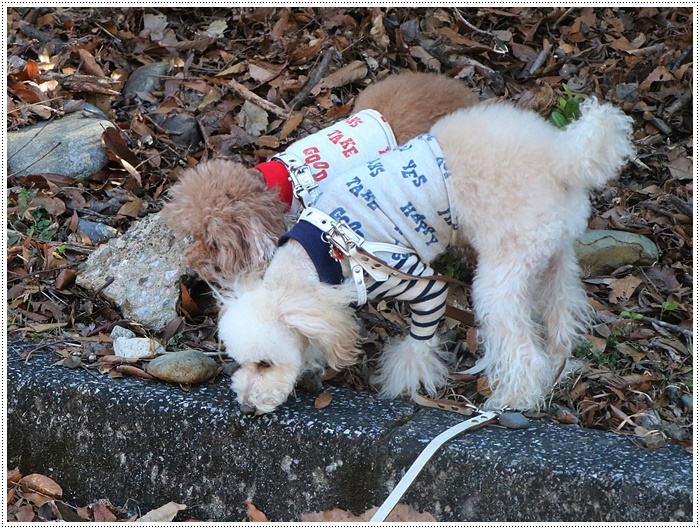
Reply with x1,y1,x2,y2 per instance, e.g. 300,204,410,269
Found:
374,335,451,398
539,244,592,371
472,259,556,411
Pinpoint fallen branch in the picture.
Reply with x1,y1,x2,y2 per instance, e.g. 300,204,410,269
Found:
289,47,335,110
552,7,577,28
229,78,291,119
452,8,497,38
661,88,692,120
639,316,693,338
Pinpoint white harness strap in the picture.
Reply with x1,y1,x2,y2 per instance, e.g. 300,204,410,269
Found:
299,207,416,305
272,152,319,207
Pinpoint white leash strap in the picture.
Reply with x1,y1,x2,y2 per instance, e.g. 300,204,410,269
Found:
272,152,319,207
369,410,499,522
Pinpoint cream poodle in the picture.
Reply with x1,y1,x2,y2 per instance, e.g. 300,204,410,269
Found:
161,72,478,283
218,97,635,414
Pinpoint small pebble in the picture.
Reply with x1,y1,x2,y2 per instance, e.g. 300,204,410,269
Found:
113,337,164,359
680,394,693,410
498,412,531,429
146,350,220,385
643,430,667,449
664,385,682,406
77,219,118,244
638,409,662,429
110,325,136,340
297,371,323,393
62,356,82,369
222,362,240,377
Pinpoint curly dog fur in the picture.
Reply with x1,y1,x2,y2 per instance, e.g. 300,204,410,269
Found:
218,98,635,414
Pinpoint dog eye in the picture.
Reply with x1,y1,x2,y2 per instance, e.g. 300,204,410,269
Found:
257,360,272,368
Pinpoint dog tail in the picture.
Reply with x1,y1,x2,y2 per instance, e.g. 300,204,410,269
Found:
560,97,635,189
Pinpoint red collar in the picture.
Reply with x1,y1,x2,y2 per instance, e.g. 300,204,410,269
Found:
255,160,293,207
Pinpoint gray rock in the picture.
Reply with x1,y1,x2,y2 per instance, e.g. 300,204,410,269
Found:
110,325,136,340
149,112,202,148
498,411,531,429
660,421,686,442
8,103,112,179
76,212,191,330
146,350,220,385
77,219,118,244
575,229,658,275
113,337,164,359
680,394,693,410
123,62,171,99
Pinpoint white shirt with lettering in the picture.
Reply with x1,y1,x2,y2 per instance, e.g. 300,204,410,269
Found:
308,133,456,341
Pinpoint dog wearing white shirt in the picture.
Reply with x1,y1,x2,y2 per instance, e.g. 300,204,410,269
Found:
161,72,478,284
218,98,635,415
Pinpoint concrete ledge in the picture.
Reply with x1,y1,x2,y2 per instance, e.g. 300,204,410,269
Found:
7,339,692,522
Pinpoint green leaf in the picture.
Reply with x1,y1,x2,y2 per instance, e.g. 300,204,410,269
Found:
564,98,581,119
550,110,569,129
621,310,643,320
662,301,679,312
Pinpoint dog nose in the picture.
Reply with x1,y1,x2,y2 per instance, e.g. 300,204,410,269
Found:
240,403,256,415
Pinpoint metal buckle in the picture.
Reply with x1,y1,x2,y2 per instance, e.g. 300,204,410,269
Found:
273,154,318,203
332,219,364,249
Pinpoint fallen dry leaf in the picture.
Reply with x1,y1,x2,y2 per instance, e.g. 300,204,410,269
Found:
7,467,22,484
313,60,368,94
278,111,304,140
136,501,187,522
245,501,270,522
15,504,35,523
609,275,643,304
19,473,63,498
91,502,117,522
314,392,333,409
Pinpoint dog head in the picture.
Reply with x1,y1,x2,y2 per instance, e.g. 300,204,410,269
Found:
161,159,288,283
218,274,361,415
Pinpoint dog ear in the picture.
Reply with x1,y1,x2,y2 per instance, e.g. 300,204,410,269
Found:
279,283,360,370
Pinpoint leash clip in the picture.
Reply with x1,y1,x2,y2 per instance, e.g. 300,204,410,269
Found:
273,152,319,206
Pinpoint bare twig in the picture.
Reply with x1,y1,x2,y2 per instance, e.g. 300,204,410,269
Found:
643,111,673,136
452,8,497,38
529,40,553,75
639,316,693,338
8,263,81,284
661,88,692,120
93,276,115,298
552,7,577,28
8,141,62,177
228,78,291,119
455,56,499,77
8,96,65,113
626,43,665,58
289,47,335,110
